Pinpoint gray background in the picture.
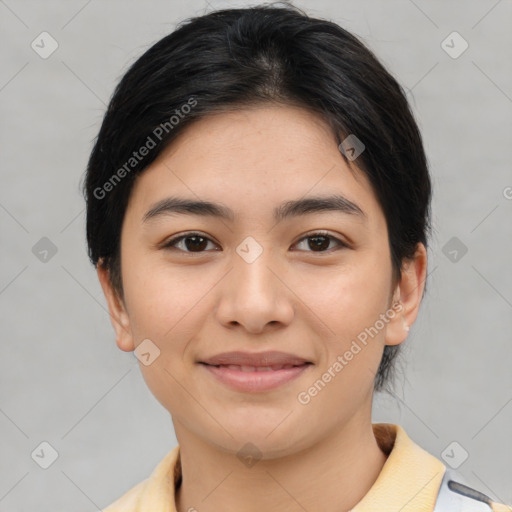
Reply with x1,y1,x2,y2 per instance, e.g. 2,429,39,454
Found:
1,0,511,510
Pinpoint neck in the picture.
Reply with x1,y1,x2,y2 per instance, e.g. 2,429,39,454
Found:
174,412,388,512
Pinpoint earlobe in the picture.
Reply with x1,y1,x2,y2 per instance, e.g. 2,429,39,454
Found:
385,243,428,347
96,261,135,352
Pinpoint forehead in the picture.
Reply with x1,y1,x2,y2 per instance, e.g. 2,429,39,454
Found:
125,105,383,227
157,105,349,176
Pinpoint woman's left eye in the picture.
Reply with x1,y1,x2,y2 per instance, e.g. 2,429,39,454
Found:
161,231,347,253
293,232,347,252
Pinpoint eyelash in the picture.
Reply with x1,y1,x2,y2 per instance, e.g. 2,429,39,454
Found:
160,231,349,254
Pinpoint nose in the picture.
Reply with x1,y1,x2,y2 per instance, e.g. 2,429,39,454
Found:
215,244,295,334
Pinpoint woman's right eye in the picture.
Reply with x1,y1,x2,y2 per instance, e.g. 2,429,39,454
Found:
161,232,220,253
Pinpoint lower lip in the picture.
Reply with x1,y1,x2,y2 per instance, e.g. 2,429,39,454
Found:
200,363,311,392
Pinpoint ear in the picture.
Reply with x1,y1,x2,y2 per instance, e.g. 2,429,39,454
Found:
96,260,135,352
385,242,428,346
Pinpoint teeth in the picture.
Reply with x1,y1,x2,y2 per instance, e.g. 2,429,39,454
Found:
221,364,298,371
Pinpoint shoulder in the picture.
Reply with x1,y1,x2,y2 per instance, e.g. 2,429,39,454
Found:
102,478,148,512
432,467,511,512
372,424,510,512
101,446,180,511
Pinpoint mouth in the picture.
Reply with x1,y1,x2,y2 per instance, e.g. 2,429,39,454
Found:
199,362,313,392
201,363,308,371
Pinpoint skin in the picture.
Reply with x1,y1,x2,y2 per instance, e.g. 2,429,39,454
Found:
97,104,427,512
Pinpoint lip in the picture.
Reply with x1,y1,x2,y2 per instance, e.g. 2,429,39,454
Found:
199,350,312,367
199,362,312,392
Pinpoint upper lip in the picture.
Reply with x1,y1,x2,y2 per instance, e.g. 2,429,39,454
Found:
199,351,312,367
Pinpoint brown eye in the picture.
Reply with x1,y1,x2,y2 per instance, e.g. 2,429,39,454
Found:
307,235,331,251
183,235,209,252
161,231,347,254
162,232,218,253
293,232,347,253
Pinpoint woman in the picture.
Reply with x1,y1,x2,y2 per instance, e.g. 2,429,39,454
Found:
82,3,510,511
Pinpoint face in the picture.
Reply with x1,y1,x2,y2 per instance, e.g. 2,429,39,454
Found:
98,105,426,458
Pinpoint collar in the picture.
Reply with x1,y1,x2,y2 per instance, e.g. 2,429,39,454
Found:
134,423,446,511
352,423,446,511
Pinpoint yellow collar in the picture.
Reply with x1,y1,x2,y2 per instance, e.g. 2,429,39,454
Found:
352,423,445,511
107,423,447,511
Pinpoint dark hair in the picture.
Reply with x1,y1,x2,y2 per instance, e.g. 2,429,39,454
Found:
82,2,432,394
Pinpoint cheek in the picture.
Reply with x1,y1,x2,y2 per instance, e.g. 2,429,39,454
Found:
122,250,197,341
300,254,392,391
300,259,392,338
123,258,202,410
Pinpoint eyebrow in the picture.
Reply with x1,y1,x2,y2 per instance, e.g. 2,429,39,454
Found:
142,194,367,224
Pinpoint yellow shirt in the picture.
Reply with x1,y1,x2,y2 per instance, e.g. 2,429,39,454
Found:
103,423,510,511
